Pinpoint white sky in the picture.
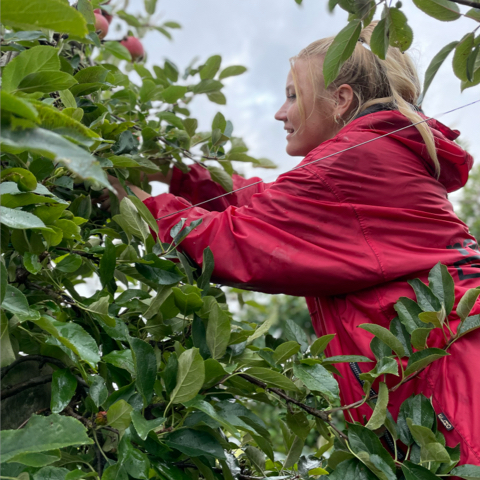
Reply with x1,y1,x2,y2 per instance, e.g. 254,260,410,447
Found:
113,0,480,200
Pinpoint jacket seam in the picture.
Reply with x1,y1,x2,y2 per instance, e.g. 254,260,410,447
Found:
304,165,388,284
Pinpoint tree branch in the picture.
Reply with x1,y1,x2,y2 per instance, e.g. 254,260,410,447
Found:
1,354,65,379
1,374,53,400
238,374,347,440
448,0,480,8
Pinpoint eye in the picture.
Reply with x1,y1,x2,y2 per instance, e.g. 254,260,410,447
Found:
287,93,296,100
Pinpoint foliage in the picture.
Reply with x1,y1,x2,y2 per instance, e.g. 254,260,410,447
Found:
458,163,480,241
307,0,480,97
2,1,480,480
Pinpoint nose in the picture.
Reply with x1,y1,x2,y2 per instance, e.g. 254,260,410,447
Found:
275,101,288,122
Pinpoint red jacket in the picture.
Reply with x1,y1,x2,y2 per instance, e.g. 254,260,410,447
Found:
144,110,480,464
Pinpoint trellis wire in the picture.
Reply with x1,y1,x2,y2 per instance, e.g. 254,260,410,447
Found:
155,98,480,221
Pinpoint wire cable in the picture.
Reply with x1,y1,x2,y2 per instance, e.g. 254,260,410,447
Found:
154,98,480,221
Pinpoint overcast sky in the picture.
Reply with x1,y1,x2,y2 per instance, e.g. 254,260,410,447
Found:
113,0,479,200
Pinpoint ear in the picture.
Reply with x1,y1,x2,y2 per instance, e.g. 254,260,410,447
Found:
332,84,355,119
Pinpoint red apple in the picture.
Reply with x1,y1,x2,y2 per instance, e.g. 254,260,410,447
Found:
120,36,145,62
94,12,109,40
101,9,113,24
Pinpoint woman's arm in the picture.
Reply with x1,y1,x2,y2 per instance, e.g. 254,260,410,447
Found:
144,165,385,297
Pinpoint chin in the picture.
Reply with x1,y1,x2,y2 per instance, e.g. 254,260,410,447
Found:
286,143,311,157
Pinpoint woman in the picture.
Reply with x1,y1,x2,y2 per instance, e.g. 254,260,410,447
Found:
110,24,480,463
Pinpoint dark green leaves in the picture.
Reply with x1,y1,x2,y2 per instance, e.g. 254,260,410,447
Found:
388,8,413,52
359,323,406,358
50,369,77,413
206,301,231,359
165,429,225,459
129,337,157,405
404,348,449,376
323,19,362,87
408,279,442,312
1,414,92,463
293,363,339,401
135,255,184,286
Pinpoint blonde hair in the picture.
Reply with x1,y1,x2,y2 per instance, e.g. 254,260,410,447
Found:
291,22,440,176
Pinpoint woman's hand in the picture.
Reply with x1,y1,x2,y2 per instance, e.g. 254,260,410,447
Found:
95,175,151,211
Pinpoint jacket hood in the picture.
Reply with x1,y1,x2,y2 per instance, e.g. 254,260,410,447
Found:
351,110,474,193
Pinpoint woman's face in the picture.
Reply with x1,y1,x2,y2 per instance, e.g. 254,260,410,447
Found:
275,58,339,157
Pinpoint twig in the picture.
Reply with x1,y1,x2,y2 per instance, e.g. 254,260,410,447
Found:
175,463,262,480
1,374,53,400
1,355,64,379
448,0,480,7
238,373,347,440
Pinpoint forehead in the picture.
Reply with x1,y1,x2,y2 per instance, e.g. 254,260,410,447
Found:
286,58,311,86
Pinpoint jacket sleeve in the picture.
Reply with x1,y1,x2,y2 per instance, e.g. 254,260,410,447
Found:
144,163,386,297
169,164,268,212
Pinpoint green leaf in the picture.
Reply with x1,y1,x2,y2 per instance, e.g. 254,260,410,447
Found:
388,8,413,52
286,412,313,440
162,85,188,104
206,302,231,359
420,41,458,103
0,263,7,305
207,91,227,104
450,465,480,479
370,17,389,60
183,397,240,438
135,255,184,286
118,197,150,242
402,461,440,480
457,314,480,337
8,449,61,467
404,348,449,376
389,316,413,357
165,428,225,459
412,0,461,21
1,311,16,368
207,166,233,192
16,71,77,94
170,347,205,404
23,252,42,274
418,310,445,329
406,419,450,462
453,33,475,82
56,254,82,273
104,41,132,62
359,323,406,358
323,355,373,364
397,394,435,445
129,337,157,405
1,0,88,37
99,237,116,289
394,297,425,334
245,446,265,473
283,318,309,353
0,206,51,231
103,349,135,375
200,55,222,80
107,399,134,432
293,363,339,401
33,315,101,368
1,284,30,316
50,368,77,414
365,382,388,430
408,278,442,312
456,287,480,320
428,263,455,315
248,305,277,343
197,247,215,291
246,366,300,392
193,79,223,94
101,463,128,480
1,128,110,189
411,327,433,350
1,91,39,122
0,414,92,463
89,375,108,408
219,65,247,79
323,19,362,87
2,45,60,93
172,286,204,316
310,334,335,356
347,424,396,480
130,410,165,440
273,341,301,364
